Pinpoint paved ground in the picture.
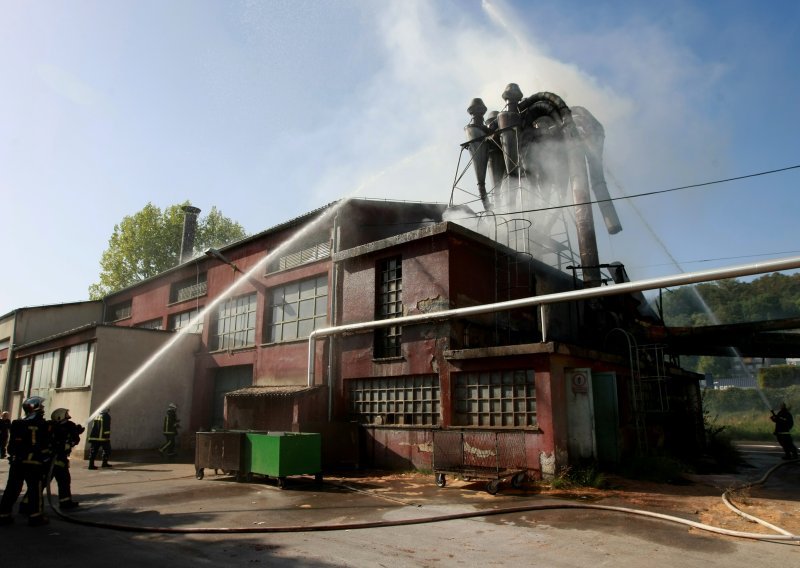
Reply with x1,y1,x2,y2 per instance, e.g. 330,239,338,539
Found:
0,442,797,566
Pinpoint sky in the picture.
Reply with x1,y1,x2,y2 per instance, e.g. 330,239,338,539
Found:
2,0,799,316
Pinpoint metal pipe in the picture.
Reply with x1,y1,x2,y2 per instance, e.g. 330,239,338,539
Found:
307,255,800,386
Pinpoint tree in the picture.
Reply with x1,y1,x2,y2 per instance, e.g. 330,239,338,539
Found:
89,202,247,298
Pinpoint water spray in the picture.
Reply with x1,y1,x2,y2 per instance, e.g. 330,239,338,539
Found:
84,200,350,428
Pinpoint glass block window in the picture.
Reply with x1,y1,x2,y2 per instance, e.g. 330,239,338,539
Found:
169,273,207,303
212,293,257,351
454,370,537,427
136,318,164,330
266,275,328,342
60,343,96,388
108,300,132,322
374,256,402,358
267,240,332,273
169,308,204,333
348,375,440,426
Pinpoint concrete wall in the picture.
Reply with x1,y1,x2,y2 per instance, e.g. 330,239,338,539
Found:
89,326,201,451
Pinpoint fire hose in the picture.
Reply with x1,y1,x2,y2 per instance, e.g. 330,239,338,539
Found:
45,460,799,543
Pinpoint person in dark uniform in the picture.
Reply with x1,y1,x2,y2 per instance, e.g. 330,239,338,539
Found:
0,411,10,458
0,397,52,527
87,408,112,470
158,403,180,458
49,408,84,509
770,402,798,460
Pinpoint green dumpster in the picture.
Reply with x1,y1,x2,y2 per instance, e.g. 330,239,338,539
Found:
243,431,322,488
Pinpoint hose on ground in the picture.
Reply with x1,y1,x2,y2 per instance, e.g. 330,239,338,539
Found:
46,462,799,543
722,457,798,536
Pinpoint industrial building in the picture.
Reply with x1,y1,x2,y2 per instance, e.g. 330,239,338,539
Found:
1,84,721,478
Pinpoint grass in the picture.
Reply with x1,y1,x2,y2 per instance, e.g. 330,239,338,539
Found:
710,410,775,441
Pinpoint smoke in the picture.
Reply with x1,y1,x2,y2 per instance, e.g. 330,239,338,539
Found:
306,0,728,281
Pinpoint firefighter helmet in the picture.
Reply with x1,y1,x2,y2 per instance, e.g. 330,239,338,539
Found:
22,396,46,418
51,408,71,422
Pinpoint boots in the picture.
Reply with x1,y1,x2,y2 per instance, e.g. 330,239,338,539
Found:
101,460,112,468
88,460,97,470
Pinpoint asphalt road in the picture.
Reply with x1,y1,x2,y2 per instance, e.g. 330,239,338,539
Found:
0,444,797,567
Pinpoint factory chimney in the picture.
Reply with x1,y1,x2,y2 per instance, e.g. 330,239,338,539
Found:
179,205,202,264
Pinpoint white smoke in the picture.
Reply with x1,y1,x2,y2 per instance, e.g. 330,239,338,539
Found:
307,0,729,281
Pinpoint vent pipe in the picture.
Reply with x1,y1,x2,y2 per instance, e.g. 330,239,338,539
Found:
180,205,201,264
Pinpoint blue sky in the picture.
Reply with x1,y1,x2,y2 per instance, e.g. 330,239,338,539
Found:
2,0,799,316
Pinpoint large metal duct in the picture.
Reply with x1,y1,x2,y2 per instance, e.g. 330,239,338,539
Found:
518,91,602,287
571,106,621,235
464,98,492,210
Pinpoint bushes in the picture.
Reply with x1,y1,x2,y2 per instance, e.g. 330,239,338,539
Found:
759,365,800,388
704,385,800,414
703,386,800,440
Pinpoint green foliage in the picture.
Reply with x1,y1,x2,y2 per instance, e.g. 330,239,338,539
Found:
703,385,800,440
550,462,607,489
89,202,247,298
657,272,800,375
758,365,800,388
660,272,800,326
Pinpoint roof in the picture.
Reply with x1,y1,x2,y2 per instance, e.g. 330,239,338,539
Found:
225,385,323,398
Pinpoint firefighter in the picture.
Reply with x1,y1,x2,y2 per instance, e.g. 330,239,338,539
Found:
158,403,180,458
770,402,798,460
49,408,84,509
87,408,112,470
0,396,53,527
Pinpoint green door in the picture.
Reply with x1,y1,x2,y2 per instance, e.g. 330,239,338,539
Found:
592,372,620,465
211,365,252,429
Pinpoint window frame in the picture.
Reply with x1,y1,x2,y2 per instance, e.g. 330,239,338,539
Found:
265,274,328,343
59,342,96,389
374,256,403,359
211,293,257,351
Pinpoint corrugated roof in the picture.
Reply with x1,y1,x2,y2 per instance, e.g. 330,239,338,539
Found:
225,385,322,398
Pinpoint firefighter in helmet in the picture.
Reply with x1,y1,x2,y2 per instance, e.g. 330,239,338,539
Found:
158,403,180,458
0,396,53,527
87,408,112,470
49,408,84,509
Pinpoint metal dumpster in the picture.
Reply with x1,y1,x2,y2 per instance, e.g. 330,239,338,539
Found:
194,430,247,480
432,430,527,494
243,431,323,488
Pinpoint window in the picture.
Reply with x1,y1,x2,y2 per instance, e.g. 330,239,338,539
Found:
374,256,402,358
16,357,31,392
136,318,164,330
454,370,537,427
108,300,132,322
267,240,331,274
348,375,440,426
60,343,95,388
170,273,207,303
266,275,328,343
169,308,204,333
29,350,59,398
212,293,257,351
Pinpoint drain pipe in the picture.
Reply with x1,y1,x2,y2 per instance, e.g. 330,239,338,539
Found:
308,255,800,388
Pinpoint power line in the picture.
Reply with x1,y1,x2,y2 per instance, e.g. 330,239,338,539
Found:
374,163,800,226
630,250,800,270
467,163,800,219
